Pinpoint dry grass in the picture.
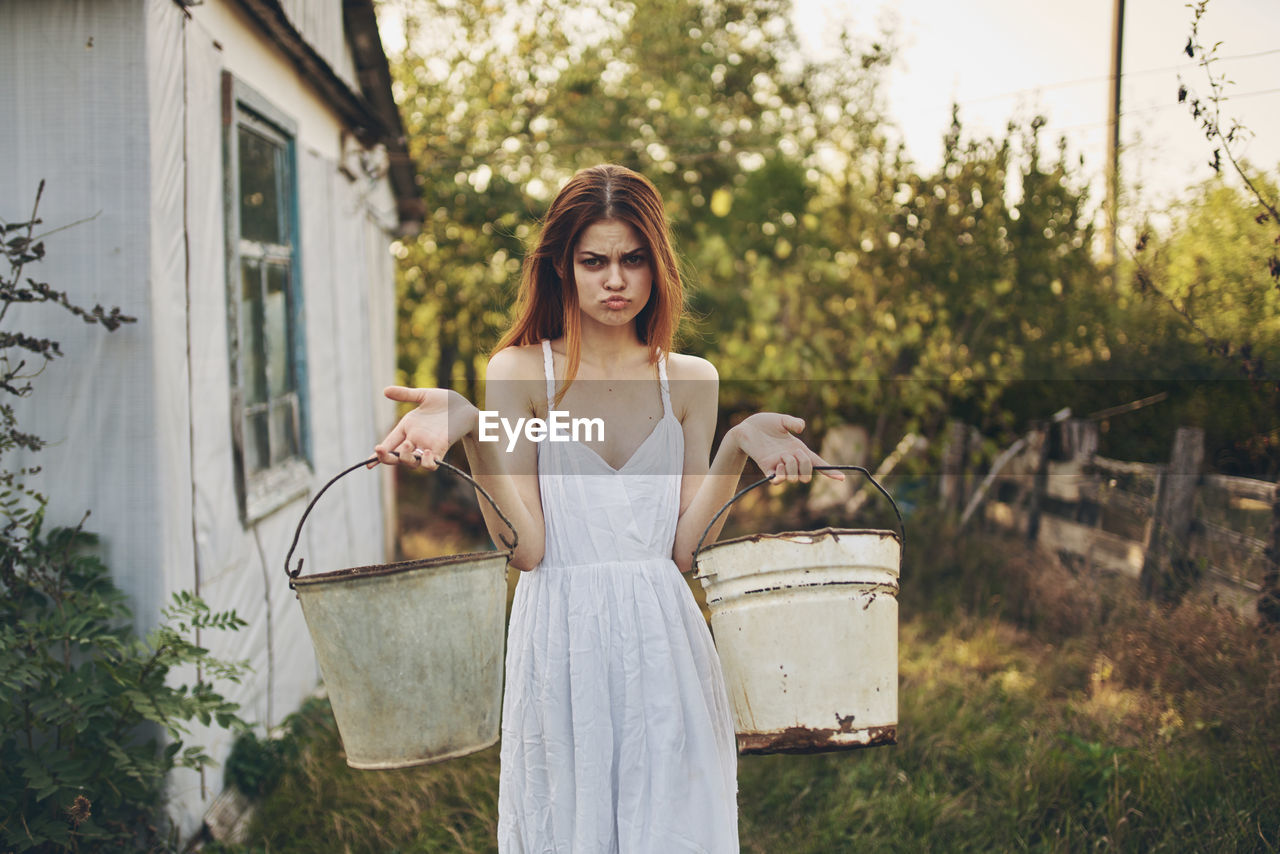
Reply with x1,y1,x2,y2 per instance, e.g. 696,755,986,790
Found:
236,697,500,853
221,506,1280,852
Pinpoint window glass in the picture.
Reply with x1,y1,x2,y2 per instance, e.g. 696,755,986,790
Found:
240,258,268,405
238,126,283,245
265,263,293,399
247,409,271,475
270,399,300,466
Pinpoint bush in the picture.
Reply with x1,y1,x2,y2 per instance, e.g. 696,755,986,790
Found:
224,710,309,800
1,186,249,851
0,517,250,852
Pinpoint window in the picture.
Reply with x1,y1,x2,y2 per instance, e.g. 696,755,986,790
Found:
223,74,310,521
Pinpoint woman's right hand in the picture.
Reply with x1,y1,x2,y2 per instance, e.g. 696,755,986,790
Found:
371,387,478,470
728,412,843,484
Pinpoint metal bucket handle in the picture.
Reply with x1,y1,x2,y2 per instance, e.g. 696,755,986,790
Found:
691,465,905,573
284,455,519,582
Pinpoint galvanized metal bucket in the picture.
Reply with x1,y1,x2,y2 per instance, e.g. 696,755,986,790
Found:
284,458,516,770
693,466,904,755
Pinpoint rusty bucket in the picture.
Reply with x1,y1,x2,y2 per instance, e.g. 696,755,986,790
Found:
284,458,516,770
693,466,903,754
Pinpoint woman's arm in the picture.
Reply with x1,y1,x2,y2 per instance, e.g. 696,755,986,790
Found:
669,357,842,574
464,347,545,570
372,347,546,571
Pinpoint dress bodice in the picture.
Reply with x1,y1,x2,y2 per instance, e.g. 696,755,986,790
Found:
536,339,683,567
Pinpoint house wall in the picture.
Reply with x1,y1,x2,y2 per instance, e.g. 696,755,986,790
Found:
2,0,400,841
189,0,348,162
161,0,399,837
0,0,164,624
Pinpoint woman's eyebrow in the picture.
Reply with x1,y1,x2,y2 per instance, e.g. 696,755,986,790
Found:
577,247,647,257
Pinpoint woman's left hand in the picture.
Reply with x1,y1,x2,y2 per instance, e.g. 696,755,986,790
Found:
728,413,845,484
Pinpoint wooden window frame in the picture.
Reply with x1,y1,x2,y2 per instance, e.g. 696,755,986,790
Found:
223,73,311,523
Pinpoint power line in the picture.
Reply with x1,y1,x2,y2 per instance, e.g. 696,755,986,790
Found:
956,48,1280,108
1048,86,1280,136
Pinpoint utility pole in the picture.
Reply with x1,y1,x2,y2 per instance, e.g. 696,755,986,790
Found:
1104,0,1126,275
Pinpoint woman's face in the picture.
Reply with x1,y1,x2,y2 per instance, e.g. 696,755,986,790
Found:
570,219,653,332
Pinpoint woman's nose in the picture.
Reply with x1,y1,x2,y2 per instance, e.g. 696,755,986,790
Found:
604,263,624,289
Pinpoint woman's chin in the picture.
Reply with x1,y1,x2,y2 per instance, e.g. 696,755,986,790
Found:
582,308,641,329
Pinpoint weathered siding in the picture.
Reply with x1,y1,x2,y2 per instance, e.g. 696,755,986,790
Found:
1,0,399,841
0,0,164,625
279,0,359,89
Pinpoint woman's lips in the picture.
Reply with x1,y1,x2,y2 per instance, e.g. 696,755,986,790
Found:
603,297,630,309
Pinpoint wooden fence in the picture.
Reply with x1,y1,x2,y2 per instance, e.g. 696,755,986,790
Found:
951,419,1278,618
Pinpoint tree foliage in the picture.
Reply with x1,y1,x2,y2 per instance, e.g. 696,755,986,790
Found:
384,0,1104,441
1130,176,1280,373
1107,0,1280,474
387,0,826,403
380,0,1273,476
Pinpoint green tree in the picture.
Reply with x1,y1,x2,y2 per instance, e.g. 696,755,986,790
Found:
382,0,882,405
381,0,1115,465
758,108,1103,452
1115,174,1280,473
1135,175,1280,378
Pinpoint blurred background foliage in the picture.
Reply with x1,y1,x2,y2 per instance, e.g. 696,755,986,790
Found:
382,0,1278,478
197,7,1280,850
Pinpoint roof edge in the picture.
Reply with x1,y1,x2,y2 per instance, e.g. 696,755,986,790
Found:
230,0,423,230
342,0,424,231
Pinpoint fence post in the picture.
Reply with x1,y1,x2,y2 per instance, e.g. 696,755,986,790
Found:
808,423,869,517
938,419,969,516
1259,490,1280,626
1025,421,1052,544
1063,418,1099,463
1139,426,1205,602
1065,420,1101,555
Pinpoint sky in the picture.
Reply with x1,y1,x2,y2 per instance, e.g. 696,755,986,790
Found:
794,0,1280,222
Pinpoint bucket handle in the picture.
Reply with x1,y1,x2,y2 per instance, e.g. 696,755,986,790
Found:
285,456,519,582
691,465,904,573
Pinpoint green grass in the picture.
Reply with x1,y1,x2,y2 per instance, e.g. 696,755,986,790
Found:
218,695,501,853
216,515,1280,853
737,614,1279,852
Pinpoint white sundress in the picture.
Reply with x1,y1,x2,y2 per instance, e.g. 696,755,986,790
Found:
496,340,740,853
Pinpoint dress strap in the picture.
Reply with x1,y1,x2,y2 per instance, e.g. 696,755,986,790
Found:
540,340,556,408
656,349,673,417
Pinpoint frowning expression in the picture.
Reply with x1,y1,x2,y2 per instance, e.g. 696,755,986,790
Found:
571,219,653,330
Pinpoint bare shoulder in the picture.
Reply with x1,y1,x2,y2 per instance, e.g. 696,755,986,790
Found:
484,344,546,414
485,343,545,383
664,351,718,383
665,352,718,423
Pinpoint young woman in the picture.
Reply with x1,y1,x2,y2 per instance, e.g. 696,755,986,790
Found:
373,164,842,853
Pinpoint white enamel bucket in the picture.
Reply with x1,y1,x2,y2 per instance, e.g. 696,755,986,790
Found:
285,459,515,770
693,466,903,754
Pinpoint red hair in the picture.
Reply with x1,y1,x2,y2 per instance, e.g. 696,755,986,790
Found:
494,164,683,402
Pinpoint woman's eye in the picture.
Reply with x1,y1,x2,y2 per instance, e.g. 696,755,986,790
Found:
625,255,647,266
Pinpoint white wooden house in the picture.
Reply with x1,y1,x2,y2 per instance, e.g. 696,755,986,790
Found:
1,0,419,838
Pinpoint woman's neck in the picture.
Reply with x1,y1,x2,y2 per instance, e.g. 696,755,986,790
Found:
574,320,648,372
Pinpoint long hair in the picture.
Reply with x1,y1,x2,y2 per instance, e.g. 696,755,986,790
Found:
494,164,683,402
